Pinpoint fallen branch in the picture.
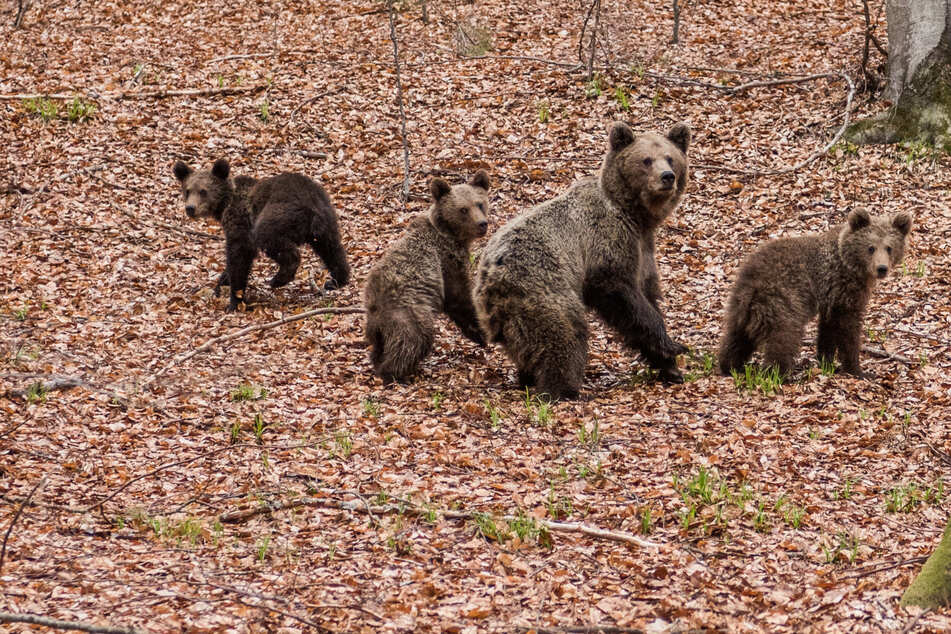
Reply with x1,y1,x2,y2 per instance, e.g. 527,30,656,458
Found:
891,325,951,348
517,626,646,634
139,305,363,390
207,52,274,63
4,375,85,400
219,493,659,549
387,0,412,206
0,85,266,101
862,345,914,365
0,613,142,634
845,555,929,579
0,477,46,574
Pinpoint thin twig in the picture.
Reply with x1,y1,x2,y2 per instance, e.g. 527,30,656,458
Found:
517,626,646,634
139,306,363,390
0,613,142,634
862,345,914,365
219,493,658,549
900,607,932,634
0,477,47,575
0,85,267,101
891,325,951,347
13,0,30,28
844,556,928,579
387,0,412,206
579,0,601,82
4,375,85,400
207,52,274,63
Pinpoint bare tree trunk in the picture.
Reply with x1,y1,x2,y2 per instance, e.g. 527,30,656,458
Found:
847,0,951,150
901,517,951,609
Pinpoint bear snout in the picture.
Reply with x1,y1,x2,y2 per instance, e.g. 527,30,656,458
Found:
876,264,888,279
660,171,675,189
477,220,488,236
185,205,197,218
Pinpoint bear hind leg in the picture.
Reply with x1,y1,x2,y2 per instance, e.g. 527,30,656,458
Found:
263,244,301,289
760,323,804,377
502,303,587,401
310,225,351,291
368,307,434,384
717,326,757,376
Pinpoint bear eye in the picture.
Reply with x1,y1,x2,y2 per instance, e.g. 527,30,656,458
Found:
477,202,485,212
886,245,892,255
643,158,653,167
199,189,208,198
666,156,673,164
868,246,875,254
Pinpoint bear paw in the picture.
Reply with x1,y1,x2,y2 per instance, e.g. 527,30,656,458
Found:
657,366,685,384
323,278,339,291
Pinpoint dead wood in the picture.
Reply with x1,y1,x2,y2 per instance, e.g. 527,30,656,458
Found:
0,477,46,574
0,612,142,634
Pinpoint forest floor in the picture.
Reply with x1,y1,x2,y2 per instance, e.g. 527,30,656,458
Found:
2,0,951,632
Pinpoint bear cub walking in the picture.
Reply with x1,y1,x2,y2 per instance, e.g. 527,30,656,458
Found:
364,171,490,383
173,159,350,311
474,122,691,400
717,208,911,378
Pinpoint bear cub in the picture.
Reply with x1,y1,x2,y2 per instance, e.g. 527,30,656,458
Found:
474,122,691,400
173,159,350,311
717,208,912,378
364,171,490,383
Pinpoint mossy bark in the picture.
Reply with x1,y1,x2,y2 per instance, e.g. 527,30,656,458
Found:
901,518,951,609
847,7,951,152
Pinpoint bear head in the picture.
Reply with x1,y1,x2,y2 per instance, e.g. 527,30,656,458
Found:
599,121,690,226
428,170,491,243
838,208,912,281
172,158,233,221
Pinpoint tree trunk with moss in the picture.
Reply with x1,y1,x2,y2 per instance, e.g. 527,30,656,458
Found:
847,0,951,151
901,517,951,609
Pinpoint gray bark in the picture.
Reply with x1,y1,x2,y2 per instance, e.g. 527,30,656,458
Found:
885,0,947,100
847,0,951,150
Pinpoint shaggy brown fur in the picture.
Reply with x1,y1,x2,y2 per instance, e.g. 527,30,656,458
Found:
474,122,690,400
173,159,350,311
717,209,912,377
364,171,490,383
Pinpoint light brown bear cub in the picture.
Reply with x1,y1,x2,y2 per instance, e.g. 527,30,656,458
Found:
718,208,911,378
364,171,490,383
474,122,690,400
173,159,350,312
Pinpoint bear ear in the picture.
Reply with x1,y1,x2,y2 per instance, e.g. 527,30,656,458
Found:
608,122,635,152
173,161,192,182
891,212,912,236
847,207,871,231
430,178,451,201
469,169,490,191
211,159,230,180
667,122,691,154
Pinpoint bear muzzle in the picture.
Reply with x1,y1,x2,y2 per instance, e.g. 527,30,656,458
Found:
185,205,197,218
659,171,676,190
477,220,488,237
876,264,888,279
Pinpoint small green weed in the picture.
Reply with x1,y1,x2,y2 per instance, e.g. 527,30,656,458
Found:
484,399,503,429
229,420,242,444
819,357,836,377
251,413,267,443
524,389,554,426
614,86,630,111
639,507,653,535
25,381,48,404
23,97,58,122
784,504,805,529
431,391,444,410
834,478,854,501
684,351,716,382
256,536,271,562
332,429,353,459
577,419,600,447
231,383,267,402
537,100,550,124
650,90,662,108
259,99,270,122
14,305,29,321
545,485,573,520
65,97,95,123
731,364,782,396
507,511,552,548
885,480,943,513
472,512,510,542
585,73,603,98
361,396,380,418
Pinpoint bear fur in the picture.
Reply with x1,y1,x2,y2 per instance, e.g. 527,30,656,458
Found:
364,171,491,383
473,122,691,400
717,208,912,377
172,159,350,311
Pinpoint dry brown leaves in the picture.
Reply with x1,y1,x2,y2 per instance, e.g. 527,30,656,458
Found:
1,0,950,632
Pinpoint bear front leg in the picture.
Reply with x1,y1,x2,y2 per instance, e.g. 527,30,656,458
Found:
585,280,686,382
442,261,486,346
264,245,301,289
815,316,840,368
826,312,866,377
214,270,230,297
225,238,256,312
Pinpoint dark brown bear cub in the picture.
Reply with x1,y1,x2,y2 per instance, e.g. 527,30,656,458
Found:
173,159,350,311
364,171,490,383
717,209,911,378
474,122,690,400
